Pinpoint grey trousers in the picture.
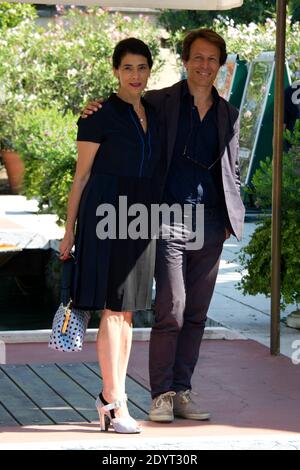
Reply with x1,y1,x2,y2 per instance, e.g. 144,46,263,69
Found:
149,208,226,398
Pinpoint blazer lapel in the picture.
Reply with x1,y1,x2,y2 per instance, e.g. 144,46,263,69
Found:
165,82,182,168
216,98,235,177
217,99,230,157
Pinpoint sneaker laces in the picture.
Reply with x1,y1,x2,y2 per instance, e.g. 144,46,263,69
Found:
180,389,198,404
155,391,176,408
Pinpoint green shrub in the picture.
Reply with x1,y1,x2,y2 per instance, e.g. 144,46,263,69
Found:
238,120,300,308
0,7,163,150
251,120,300,211
0,20,45,150
0,2,36,30
14,107,77,224
35,7,162,114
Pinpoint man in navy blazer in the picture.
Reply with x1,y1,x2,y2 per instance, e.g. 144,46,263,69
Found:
83,28,245,423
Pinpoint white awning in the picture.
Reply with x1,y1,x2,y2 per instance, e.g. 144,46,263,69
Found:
4,1,243,11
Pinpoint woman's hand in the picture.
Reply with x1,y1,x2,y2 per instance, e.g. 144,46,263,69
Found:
225,228,231,240
81,98,104,118
59,231,75,260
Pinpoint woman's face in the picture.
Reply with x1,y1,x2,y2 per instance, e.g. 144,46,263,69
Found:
113,53,151,95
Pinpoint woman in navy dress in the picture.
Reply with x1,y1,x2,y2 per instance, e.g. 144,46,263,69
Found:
59,38,161,433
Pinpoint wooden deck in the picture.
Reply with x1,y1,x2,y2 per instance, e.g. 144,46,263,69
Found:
0,362,150,427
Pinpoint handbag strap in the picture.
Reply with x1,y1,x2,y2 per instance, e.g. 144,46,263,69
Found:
61,301,72,334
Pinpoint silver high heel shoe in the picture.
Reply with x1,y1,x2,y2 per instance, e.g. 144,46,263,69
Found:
96,392,142,434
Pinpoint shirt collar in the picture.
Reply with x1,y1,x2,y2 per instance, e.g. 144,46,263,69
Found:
181,79,220,108
109,93,158,125
109,93,150,112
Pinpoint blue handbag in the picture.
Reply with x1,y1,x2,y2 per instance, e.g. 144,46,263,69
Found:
48,256,91,352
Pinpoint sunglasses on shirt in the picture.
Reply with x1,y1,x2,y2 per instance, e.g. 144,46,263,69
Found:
182,105,221,171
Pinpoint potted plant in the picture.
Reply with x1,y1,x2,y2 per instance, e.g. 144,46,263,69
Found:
0,103,26,193
0,3,38,193
238,120,300,322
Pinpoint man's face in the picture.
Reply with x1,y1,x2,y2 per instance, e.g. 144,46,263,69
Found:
183,38,221,89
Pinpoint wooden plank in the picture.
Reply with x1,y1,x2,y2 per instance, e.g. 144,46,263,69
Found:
0,402,20,426
30,364,96,422
0,367,52,426
84,362,150,418
60,362,147,420
124,374,151,414
2,364,84,424
55,363,99,422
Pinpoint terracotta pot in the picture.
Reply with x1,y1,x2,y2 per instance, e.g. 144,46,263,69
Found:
1,150,24,194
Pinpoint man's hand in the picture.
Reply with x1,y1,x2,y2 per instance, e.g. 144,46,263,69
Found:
81,98,104,118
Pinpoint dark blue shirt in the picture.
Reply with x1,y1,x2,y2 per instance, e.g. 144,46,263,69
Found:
163,80,222,207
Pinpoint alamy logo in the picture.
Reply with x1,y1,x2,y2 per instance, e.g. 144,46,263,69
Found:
291,340,300,365
95,197,205,250
291,79,300,105
0,340,6,364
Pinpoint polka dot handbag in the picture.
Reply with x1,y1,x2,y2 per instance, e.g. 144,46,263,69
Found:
48,301,91,352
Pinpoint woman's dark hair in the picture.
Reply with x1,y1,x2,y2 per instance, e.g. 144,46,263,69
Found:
112,37,153,69
182,28,227,66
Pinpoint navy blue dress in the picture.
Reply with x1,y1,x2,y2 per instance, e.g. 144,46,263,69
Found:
71,93,161,311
